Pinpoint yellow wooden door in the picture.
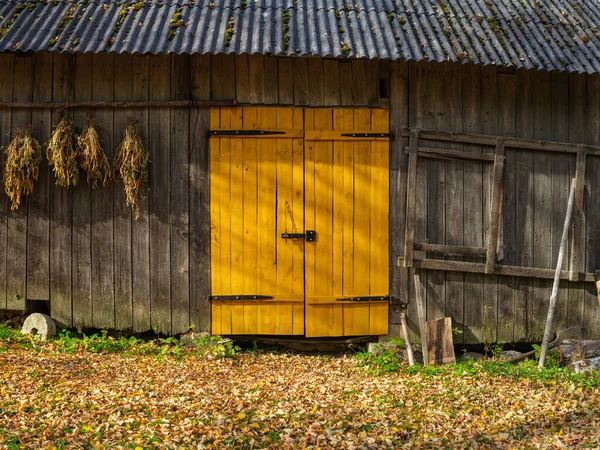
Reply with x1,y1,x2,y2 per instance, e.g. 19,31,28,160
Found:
210,107,305,335
304,109,390,337
210,107,389,337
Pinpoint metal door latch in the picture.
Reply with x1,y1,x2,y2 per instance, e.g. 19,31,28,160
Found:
281,230,317,242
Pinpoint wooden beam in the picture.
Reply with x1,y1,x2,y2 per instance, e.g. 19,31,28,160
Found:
486,137,506,273
414,242,486,256
570,147,586,281
400,128,600,155
0,99,237,109
405,146,496,162
403,129,419,267
413,269,429,365
398,257,597,283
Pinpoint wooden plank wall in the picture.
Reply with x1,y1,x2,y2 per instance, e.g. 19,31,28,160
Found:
392,62,600,343
0,51,599,341
0,53,381,334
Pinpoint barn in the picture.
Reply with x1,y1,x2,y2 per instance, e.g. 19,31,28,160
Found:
1,0,600,344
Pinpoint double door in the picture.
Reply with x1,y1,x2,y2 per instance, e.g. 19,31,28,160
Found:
210,107,389,337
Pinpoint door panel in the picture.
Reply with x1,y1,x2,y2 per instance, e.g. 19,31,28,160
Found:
210,107,305,335
304,109,389,337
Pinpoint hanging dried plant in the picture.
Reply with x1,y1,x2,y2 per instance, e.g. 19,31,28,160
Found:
78,118,113,188
114,123,149,220
46,116,79,187
3,128,42,211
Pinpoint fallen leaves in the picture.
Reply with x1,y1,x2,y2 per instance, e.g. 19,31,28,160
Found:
0,339,599,449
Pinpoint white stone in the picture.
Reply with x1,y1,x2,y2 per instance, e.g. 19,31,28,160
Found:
21,313,56,341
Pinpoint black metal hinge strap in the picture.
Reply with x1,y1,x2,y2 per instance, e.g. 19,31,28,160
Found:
336,296,395,302
340,133,391,138
210,295,274,301
209,130,286,136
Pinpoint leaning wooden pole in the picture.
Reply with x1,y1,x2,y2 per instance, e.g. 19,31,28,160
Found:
539,178,577,368
399,308,416,366
412,269,429,365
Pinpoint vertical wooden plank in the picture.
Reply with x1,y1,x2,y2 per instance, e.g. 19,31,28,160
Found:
413,269,429,365
190,55,211,332
427,317,455,365
191,54,211,102
351,60,367,106
248,55,264,104
291,109,304,335
71,54,93,329
497,70,517,343
27,53,52,302
481,65,500,344
149,54,171,334
113,54,133,331
339,62,353,106
170,54,191,334
91,53,115,329
486,139,506,274
6,56,33,311
322,60,340,106
210,54,224,100
229,108,243,332
131,54,151,332
570,149,586,282
442,62,464,340
235,54,250,104
404,131,419,267
277,58,294,105
220,54,236,101
49,54,73,326
209,109,221,332
567,73,586,331
308,58,323,106
364,59,380,107
293,58,309,106
0,54,14,310
389,62,411,337
264,56,278,104
550,70,571,334
584,73,600,337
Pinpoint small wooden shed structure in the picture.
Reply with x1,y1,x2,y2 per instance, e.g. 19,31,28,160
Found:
1,0,600,343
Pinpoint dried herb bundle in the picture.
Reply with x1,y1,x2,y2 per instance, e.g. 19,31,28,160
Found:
46,116,79,187
78,118,113,188
114,123,149,220
3,128,42,210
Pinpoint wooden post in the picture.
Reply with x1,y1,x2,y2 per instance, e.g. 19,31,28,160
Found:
404,129,419,267
412,268,429,365
399,307,415,366
539,178,577,368
569,147,586,281
485,137,505,273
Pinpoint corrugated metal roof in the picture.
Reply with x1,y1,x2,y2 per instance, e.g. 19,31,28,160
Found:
1,0,600,74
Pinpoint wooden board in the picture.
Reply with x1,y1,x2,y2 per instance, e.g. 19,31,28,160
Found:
427,317,456,365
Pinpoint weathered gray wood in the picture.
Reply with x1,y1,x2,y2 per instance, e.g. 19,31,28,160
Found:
443,62,464,340
0,100,235,109
485,138,506,274
277,58,294,105
91,53,115,329
400,308,415,365
71,53,92,329
407,146,496,162
131,54,151,332
0,53,13,310
27,52,52,302
235,54,250,104
351,60,367,106
191,54,211,102
497,71,517,343
210,54,224,100
292,58,309,106
6,56,33,311
364,59,379,107
308,58,324,106
414,243,486,256
113,53,133,331
570,355,600,373
49,54,73,326
339,62,353,106
539,178,576,368
170,54,191,334
389,62,413,339
413,269,429,365
149,54,171,334
403,129,419,268
322,59,341,106
570,148,586,281
427,317,455,365
248,55,264,104
264,56,279,105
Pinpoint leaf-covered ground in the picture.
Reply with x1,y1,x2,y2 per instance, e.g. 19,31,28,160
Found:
1,333,600,449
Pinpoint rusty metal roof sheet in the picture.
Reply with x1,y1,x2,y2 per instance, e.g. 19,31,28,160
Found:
1,0,600,73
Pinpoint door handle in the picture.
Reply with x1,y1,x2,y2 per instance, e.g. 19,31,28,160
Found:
281,230,317,242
